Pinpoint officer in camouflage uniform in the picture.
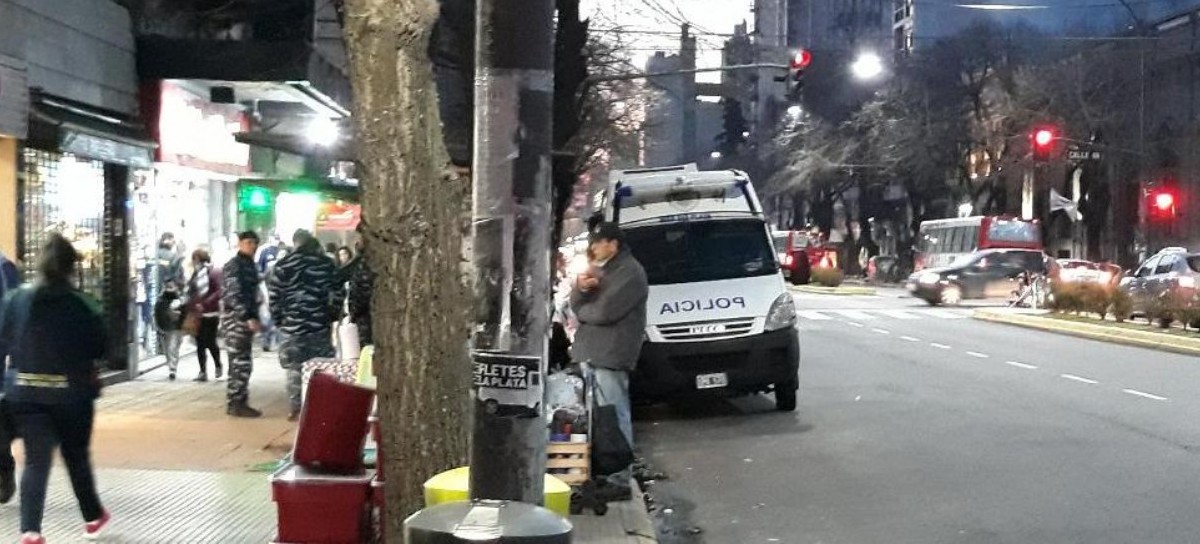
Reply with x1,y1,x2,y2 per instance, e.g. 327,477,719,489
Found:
269,230,344,421
221,231,263,418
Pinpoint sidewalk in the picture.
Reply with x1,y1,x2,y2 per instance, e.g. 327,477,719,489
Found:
0,348,657,542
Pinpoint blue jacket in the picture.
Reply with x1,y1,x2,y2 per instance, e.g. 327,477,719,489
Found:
0,284,105,403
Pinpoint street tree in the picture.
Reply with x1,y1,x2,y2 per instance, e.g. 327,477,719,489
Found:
341,0,472,539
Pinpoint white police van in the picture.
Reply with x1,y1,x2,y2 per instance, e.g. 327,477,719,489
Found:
599,164,800,411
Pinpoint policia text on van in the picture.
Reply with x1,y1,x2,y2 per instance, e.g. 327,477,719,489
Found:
598,164,801,411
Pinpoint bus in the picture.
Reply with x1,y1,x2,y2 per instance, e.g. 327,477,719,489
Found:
915,216,1042,271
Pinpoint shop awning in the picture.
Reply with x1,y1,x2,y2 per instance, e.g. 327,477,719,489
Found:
234,131,355,162
27,93,156,168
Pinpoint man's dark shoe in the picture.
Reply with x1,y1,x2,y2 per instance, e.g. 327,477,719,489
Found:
227,403,263,418
0,468,15,504
214,363,224,380
193,373,208,383
594,481,633,502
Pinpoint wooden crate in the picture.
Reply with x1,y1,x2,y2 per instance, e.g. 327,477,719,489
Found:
547,441,589,485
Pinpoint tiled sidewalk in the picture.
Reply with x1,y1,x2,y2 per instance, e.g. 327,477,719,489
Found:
0,347,657,542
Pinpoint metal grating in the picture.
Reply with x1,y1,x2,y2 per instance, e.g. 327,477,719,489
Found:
20,148,108,302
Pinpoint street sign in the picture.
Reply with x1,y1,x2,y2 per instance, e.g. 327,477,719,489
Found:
473,351,542,412
1068,149,1102,161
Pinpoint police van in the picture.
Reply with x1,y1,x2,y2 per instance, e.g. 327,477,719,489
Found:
598,164,800,411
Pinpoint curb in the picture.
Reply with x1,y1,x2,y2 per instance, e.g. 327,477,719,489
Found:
790,285,877,296
972,310,1200,357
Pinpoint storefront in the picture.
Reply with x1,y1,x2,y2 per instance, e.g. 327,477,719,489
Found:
20,92,156,375
0,53,28,264
237,179,360,248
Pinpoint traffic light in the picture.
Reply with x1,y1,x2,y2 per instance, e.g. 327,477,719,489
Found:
786,49,811,102
1031,128,1056,162
1147,187,1178,222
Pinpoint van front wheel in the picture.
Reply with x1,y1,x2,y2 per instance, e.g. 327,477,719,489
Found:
774,379,798,412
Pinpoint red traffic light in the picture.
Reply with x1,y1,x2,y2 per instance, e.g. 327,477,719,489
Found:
1154,191,1175,211
791,49,812,69
1034,129,1054,147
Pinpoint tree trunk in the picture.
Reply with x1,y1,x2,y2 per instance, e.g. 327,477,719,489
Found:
342,0,472,540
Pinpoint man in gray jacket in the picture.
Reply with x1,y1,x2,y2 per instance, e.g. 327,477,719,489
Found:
571,222,649,500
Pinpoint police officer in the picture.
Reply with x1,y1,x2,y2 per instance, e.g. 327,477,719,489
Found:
269,230,343,421
221,231,263,418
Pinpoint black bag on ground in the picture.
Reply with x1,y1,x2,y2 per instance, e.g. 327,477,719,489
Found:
591,404,634,477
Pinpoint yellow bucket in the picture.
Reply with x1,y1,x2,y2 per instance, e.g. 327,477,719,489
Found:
423,466,572,517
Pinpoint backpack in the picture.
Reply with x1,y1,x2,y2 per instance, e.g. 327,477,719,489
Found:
153,289,184,332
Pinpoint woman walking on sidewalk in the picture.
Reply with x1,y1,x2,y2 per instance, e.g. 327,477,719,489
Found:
0,235,110,543
186,249,224,382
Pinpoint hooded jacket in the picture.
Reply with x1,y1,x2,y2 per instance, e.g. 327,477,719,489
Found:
269,241,344,337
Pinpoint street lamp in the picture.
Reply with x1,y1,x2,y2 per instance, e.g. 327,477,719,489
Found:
305,117,340,146
851,52,884,81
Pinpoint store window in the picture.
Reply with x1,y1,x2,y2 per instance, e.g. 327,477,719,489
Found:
21,149,107,300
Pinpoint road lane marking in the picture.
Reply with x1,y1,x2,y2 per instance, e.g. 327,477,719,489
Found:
966,351,990,358
798,310,833,320
899,335,921,342
846,322,864,328
1123,389,1168,401
1060,374,1099,385
878,310,920,319
1004,361,1038,370
930,343,951,349
927,310,967,319
833,310,876,320
872,328,891,335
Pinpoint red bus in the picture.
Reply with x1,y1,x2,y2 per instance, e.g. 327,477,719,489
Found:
915,216,1041,271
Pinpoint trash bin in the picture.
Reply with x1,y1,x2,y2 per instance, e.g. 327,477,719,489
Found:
294,372,375,474
271,463,374,543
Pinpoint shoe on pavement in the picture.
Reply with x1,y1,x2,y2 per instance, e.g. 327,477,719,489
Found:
83,509,110,540
287,408,301,422
0,468,14,504
593,482,633,502
193,373,208,382
168,372,176,381
214,363,224,380
227,403,263,418
20,533,45,544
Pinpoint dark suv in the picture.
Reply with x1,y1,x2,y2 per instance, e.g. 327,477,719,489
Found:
1119,247,1200,326
907,249,1051,305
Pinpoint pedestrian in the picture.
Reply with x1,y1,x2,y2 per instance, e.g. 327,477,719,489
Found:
152,281,184,380
0,248,18,507
259,247,287,352
0,234,110,543
570,222,649,501
342,232,375,346
221,231,263,418
335,246,354,268
186,249,223,382
155,233,185,366
270,230,343,421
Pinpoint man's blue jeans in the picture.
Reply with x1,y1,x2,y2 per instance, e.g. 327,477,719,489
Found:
593,367,633,486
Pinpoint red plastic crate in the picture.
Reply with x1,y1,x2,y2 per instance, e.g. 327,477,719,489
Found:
271,463,374,543
294,372,376,473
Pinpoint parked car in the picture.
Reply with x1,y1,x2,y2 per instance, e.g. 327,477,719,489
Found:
906,248,1052,305
1118,247,1200,327
1053,259,1120,290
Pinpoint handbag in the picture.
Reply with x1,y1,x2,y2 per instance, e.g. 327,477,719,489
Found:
181,310,201,337
591,404,634,477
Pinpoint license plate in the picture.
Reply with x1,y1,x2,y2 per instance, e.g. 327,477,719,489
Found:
695,373,728,389
688,324,727,335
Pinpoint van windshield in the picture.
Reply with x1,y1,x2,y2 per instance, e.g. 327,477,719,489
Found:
624,219,779,285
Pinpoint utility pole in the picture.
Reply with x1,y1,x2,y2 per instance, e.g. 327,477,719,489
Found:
469,0,555,505
406,0,569,539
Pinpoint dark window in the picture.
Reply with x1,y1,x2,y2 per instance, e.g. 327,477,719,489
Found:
1155,256,1176,275
625,219,779,285
1187,256,1200,273
986,219,1040,244
1136,257,1160,278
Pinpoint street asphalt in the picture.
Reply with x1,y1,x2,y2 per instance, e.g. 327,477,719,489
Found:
636,288,1200,544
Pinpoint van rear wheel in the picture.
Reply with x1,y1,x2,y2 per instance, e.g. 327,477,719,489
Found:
774,379,798,412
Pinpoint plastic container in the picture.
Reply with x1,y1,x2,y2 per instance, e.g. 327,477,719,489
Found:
293,372,376,473
271,463,374,543
422,466,572,517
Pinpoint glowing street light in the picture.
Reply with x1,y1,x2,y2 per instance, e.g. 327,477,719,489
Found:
305,117,340,146
851,52,884,81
